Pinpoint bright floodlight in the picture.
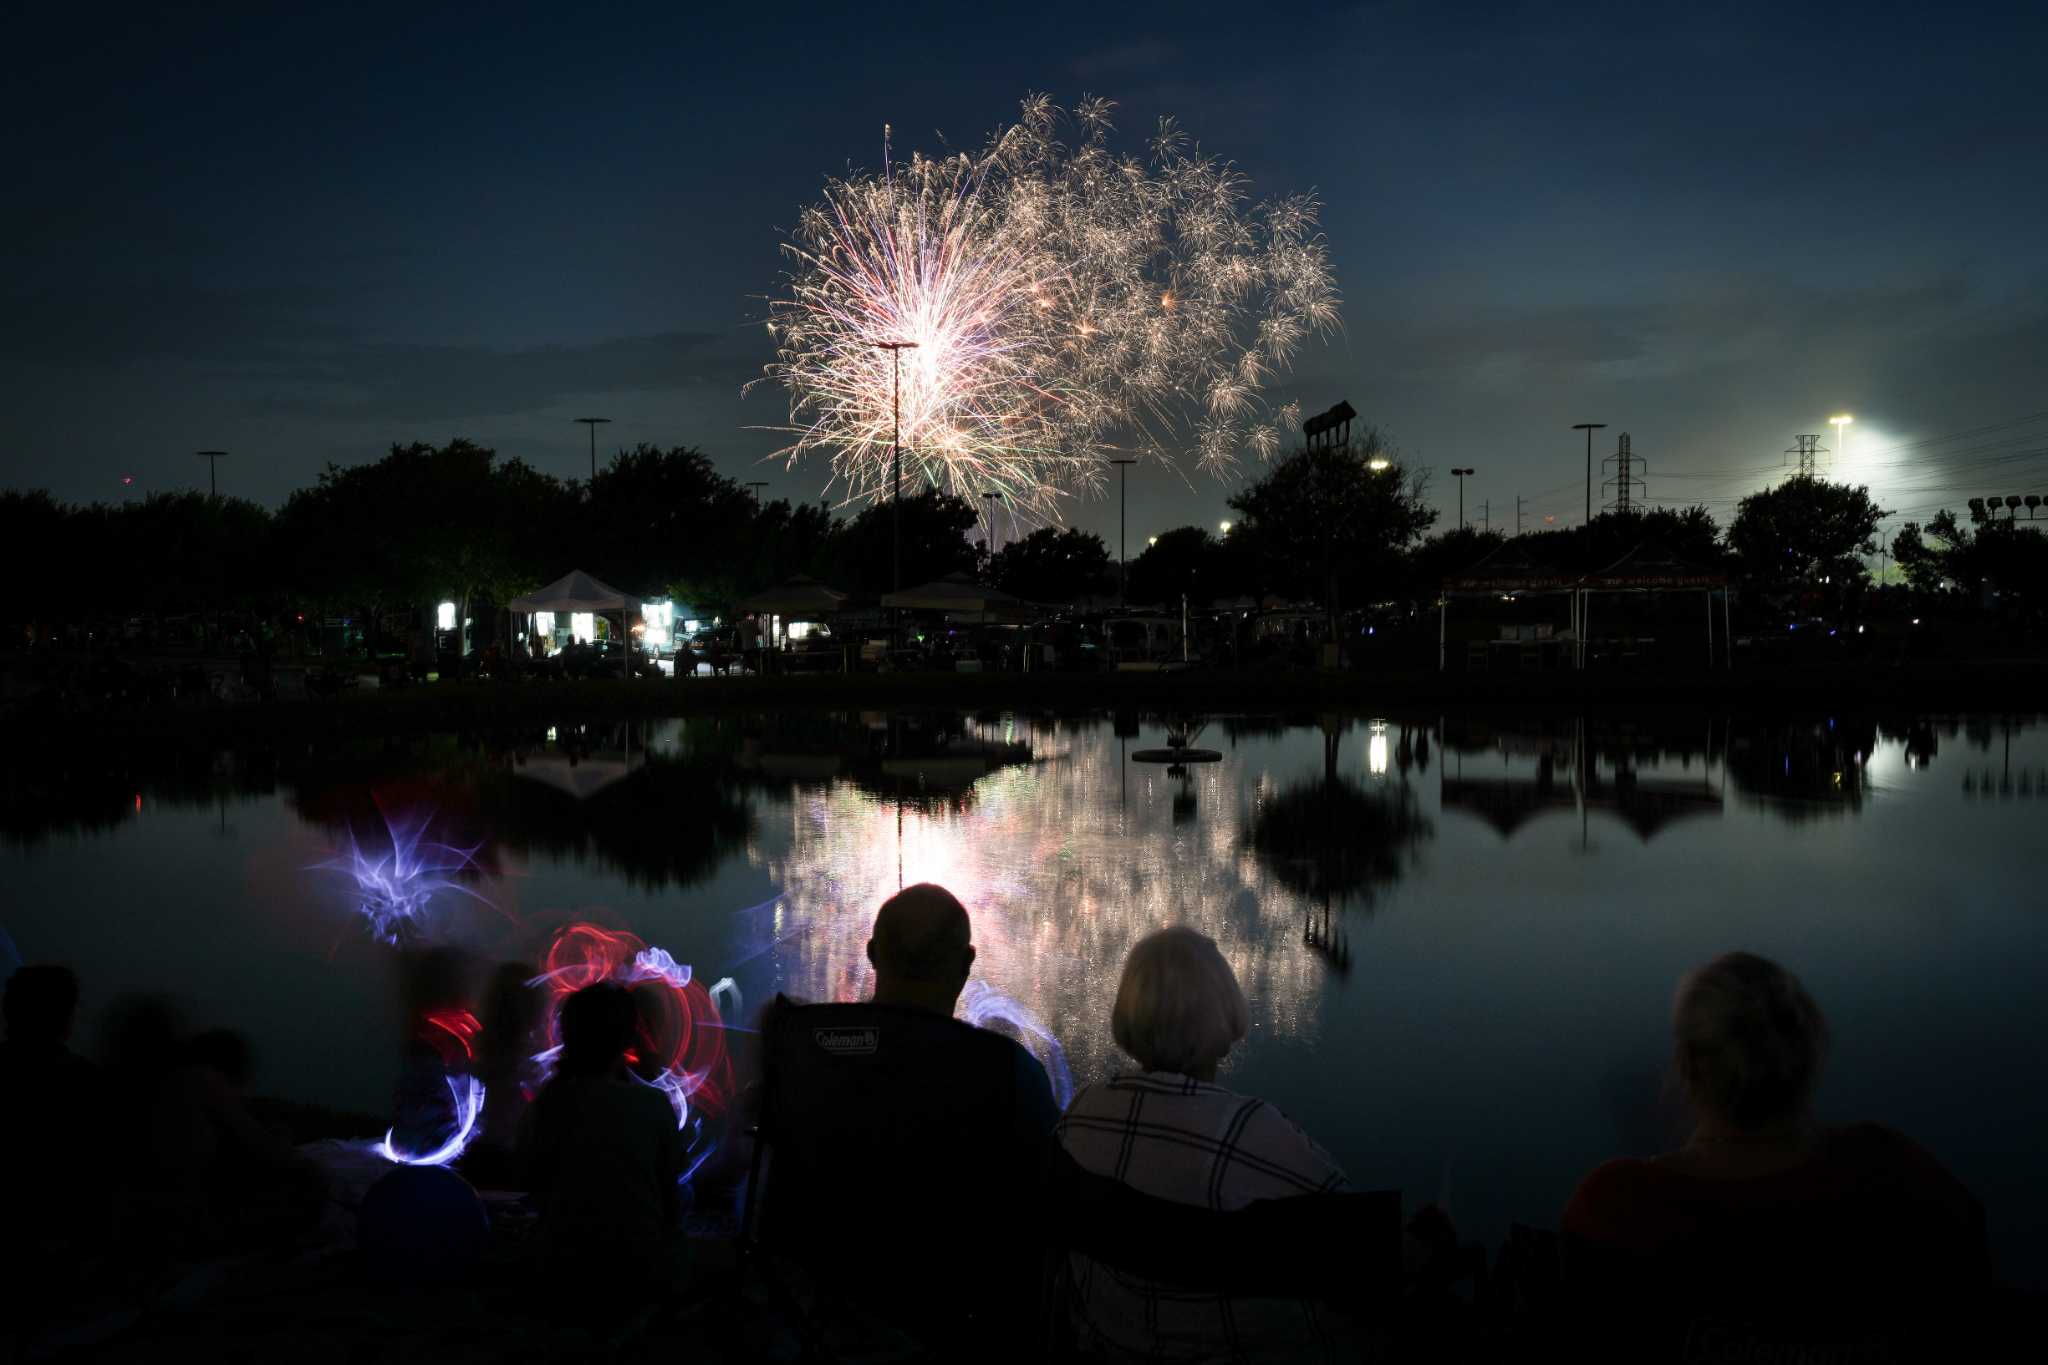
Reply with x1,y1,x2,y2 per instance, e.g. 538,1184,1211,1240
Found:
1218,520,1233,534
1367,455,1391,472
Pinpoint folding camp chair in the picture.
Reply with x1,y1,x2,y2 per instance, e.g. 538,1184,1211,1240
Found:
739,998,1052,1361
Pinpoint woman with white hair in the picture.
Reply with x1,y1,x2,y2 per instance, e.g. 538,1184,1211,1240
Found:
1562,952,1988,1352
1056,925,1351,1361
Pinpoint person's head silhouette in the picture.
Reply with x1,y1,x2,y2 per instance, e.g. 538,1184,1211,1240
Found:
1672,951,1829,1135
867,883,976,1014
557,982,638,1079
4,964,80,1047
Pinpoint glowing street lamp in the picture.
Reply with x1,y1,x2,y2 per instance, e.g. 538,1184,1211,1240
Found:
1828,414,1853,475
1367,454,1391,472
1218,520,1233,536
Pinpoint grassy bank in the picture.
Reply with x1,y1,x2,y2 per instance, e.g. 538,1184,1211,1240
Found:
23,658,2047,745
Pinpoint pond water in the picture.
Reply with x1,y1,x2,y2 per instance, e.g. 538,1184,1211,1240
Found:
5,709,2044,1287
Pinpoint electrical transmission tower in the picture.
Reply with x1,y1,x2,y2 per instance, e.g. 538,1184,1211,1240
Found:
1786,434,1826,479
1601,432,1645,515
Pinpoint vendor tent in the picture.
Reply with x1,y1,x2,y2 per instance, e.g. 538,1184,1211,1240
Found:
737,575,849,617
507,570,642,678
1438,540,1580,670
881,573,1032,619
1576,541,1730,670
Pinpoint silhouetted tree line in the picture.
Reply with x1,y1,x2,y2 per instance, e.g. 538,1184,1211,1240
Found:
5,431,2036,646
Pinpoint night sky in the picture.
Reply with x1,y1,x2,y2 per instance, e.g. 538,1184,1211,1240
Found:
6,0,2045,547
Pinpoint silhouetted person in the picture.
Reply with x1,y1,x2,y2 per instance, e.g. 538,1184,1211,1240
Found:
465,960,545,1189
864,882,1058,1134
522,983,685,1307
1563,952,1989,1359
1056,926,1355,1361
2,966,111,1353
149,1029,325,1250
390,946,476,1158
749,884,1057,1354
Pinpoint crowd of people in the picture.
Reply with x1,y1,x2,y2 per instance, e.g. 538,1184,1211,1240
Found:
3,888,2000,1361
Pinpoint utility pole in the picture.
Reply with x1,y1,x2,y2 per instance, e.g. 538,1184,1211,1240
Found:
746,481,769,505
574,417,611,481
1110,458,1137,605
873,340,918,593
1602,433,1645,515
1481,499,1490,534
1787,434,1824,480
1516,495,1526,537
196,450,227,500
1573,423,1607,527
1451,467,1475,529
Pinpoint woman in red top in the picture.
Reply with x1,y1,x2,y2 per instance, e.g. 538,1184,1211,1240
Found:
1561,952,1989,1360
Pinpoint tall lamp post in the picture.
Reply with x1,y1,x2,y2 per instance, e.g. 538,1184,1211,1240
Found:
1572,423,1606,528
1110,458,1138,604
1451,467,1475,529
981,491,1002,560
574,417,611,481
746,481,769,505
196,450,227,500
873,340,919,593
1828,414,1853,478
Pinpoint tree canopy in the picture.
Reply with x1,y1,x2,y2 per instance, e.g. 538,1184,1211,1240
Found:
1727,477,1890,597
987,526,1111,604
1225,429,1437,613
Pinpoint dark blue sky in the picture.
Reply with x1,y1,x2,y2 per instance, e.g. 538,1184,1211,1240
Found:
6,0,2045,546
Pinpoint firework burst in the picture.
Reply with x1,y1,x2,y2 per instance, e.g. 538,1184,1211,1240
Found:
753,94,1338,526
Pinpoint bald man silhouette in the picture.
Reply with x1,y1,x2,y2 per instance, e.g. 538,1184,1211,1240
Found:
866,882,1057,1132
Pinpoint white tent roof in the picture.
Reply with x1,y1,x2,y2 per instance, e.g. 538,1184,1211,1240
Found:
881,573,1029,614
515,753,642,800
737,575,849,617
507,570,639,615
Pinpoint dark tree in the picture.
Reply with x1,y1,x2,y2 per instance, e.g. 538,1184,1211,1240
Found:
1727,477,1890,597
1125,526,1233,607
1226,428,1436,626
823,488,980,594
987,526,1111,604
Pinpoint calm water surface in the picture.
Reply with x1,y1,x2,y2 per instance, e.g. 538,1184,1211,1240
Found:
6,710,2044,1285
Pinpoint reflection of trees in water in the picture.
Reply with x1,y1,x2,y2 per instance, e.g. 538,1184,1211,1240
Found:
1723,717,1880,822
1,744,279,847
1241,726,1434,975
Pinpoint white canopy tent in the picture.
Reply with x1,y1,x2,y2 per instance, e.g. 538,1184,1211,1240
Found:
737,575,849,618
507,570,642,678
881,573,1032,620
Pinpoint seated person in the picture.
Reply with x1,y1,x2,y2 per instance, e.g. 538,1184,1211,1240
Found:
1056,926,1353,1362
1563,952,1989,1356
522,983,685,1306
1,966,111,1330
751,884,1057,1349
149,1029,327,1249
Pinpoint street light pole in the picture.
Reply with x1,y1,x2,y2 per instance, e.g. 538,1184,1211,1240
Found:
981,492,1001,560
196,450,227,500
746,481,769,506
574,417,611,482
873,340,919,593
1110,458,1137,604
1572,424,1606,528
1829,414,1853,479
1450,467,1474,529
